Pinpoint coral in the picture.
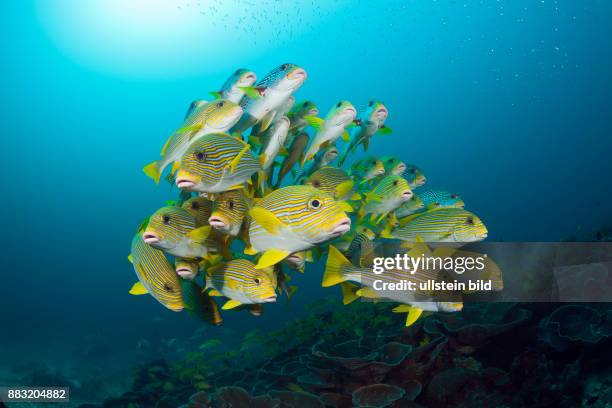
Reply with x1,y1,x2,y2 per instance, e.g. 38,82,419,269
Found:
352,383,405,407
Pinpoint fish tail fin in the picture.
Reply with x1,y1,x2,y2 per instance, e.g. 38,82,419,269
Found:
392,305,424,327
143,161,161,184
340,282,360,305
322,245,351,287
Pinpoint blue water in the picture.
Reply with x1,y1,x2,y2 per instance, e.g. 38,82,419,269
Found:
1,0,611,403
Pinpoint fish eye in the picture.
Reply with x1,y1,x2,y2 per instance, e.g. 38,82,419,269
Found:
217,101,224,108
409,168,416,174
368,101,374,107
308,198,322,210
228,200,234,210
451,194,458,199
387,158,394,163
312,180,320,187
162,215,171,225
466,217,474,225
254,278,260,285
393,180,399,186
336,102,342,108
195,150,206,162
281,64,288,70
163,283,173,292
191,201,199,209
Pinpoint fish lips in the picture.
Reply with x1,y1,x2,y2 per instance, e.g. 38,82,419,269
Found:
176,267,196,279
176,177,197,190
400,190,414,201
262,295,277,303
208,215,228,230
330,218,352,237
143,232,160,245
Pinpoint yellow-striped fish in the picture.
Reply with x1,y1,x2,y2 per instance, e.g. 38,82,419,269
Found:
209,189,251,236
143,206,212,258
350,156,385,182
247,186,351,268
396,194,425,218
303,166,360,201
360,175,413,223
302,101,357,164
175,258,200,280
181,196,213,227
383,208,487,244
143,100,243,184
129,232,184,312
175,133,260,193
206,259,278,310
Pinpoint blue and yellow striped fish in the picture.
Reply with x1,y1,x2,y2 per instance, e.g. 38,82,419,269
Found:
360,175,413,223
129,232,184,312
143,100,243,184
396,194,425,218
303,166,360,202
350,156,385,182
209,189,251,236
175,133,260,193
248,185,351,268
181,196,213,228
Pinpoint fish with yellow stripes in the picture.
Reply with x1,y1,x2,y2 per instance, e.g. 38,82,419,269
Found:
142,206,212,259
350,156,385,182
322,244,463,326
175,133,260,193
209,189,251,236
143,100,243,184
303,166,360,202
231,63,307,133
205,259,278,310
209,68,257,104
359,175,413,223
181,196,213,227
174,258,200,280
339,100,391,165
404,164,427,188
128,232,184,312
396,194,425,218
247,186,352,268
382,208,487,244
302,101,357,164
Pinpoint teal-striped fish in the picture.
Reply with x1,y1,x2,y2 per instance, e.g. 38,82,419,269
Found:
396,194,425,218
404,164,427,188
143,100,243,184
175,133,260,193
381,156,406,176
181,196,213,227
184,99,208,120
206,259,278,310
247,186,351,268
339,100,390,165
303,166,360,201
143,206,212,258
360,175,413,223
420,190,464,209
231,63,307,133
210,68,257,104
128,232,184,312
302,101,357,164
182,280,223,325
382,208,487,244
350,156,385,182
209,189,251,236
345,227,377,267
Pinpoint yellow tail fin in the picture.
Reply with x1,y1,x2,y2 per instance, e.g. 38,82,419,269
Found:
322,246,351,287
143,161,161,184
392,305,424,327
340,282,360,305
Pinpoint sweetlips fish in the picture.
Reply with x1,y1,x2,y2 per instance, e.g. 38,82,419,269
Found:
174,258,200,280
302,101,357,164
206,259,278,310
175,133,260,193
184,99,208,120
182,280,223,325
350,156,385,182
395,194,425,218
275,131,310,188
323,244,463,326
339,100,391,165
345,227,377,267
383,208,487,244
128,232,184,312
381,156,407,176
359,175,413,223
303,166,360,201
181,196,213,227
404,164,427,188
288,100,319,134
283,250,314,273
210,68,257,104
142,206,212,258
209,189,251,236
295,145,340,183
231,63,307,133
420,190,464,209
144,100,243,184
253,116,290,171
247,185,352,268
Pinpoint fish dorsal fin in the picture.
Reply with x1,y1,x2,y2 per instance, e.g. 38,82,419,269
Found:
249,207,285,234
187,226,212,244
398,212,424,227
304,115,324,130
334,180,354,200
129,281,148,295
222,299,243,310
341,130,350,142
256,249,290,269
160,134,173,156
229,144,251,174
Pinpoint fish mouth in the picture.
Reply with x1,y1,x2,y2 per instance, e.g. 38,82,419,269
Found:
143,232,160,244
416,176,426,185
330,218,352,236
396,163,406,173
375,108,388,121
176,267,195,279
240,73,256,84
286,254,303,263
309,108,319,116
288,68,307,82
263,296,277,303
176,178,196,189
401,190,414,201
208,215,227,230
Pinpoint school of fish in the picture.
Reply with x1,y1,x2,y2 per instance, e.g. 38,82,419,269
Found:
128,64,501,327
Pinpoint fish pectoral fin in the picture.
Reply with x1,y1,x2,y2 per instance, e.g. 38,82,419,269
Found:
256,249,290,269
341,130,350,142
208,289,223,297
355,287,379,299
239,86,264,100
129,281,148,295
377,125,392,135
209,91,222,99
171,161,180,175
322,246,351,287
258,112,275,133
127,254,134,264
249,206,285,234
303,115,324,130
392,305,423,327
340,282,360,305
222,299,243,310
187,226,212,244
143,161,161,184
